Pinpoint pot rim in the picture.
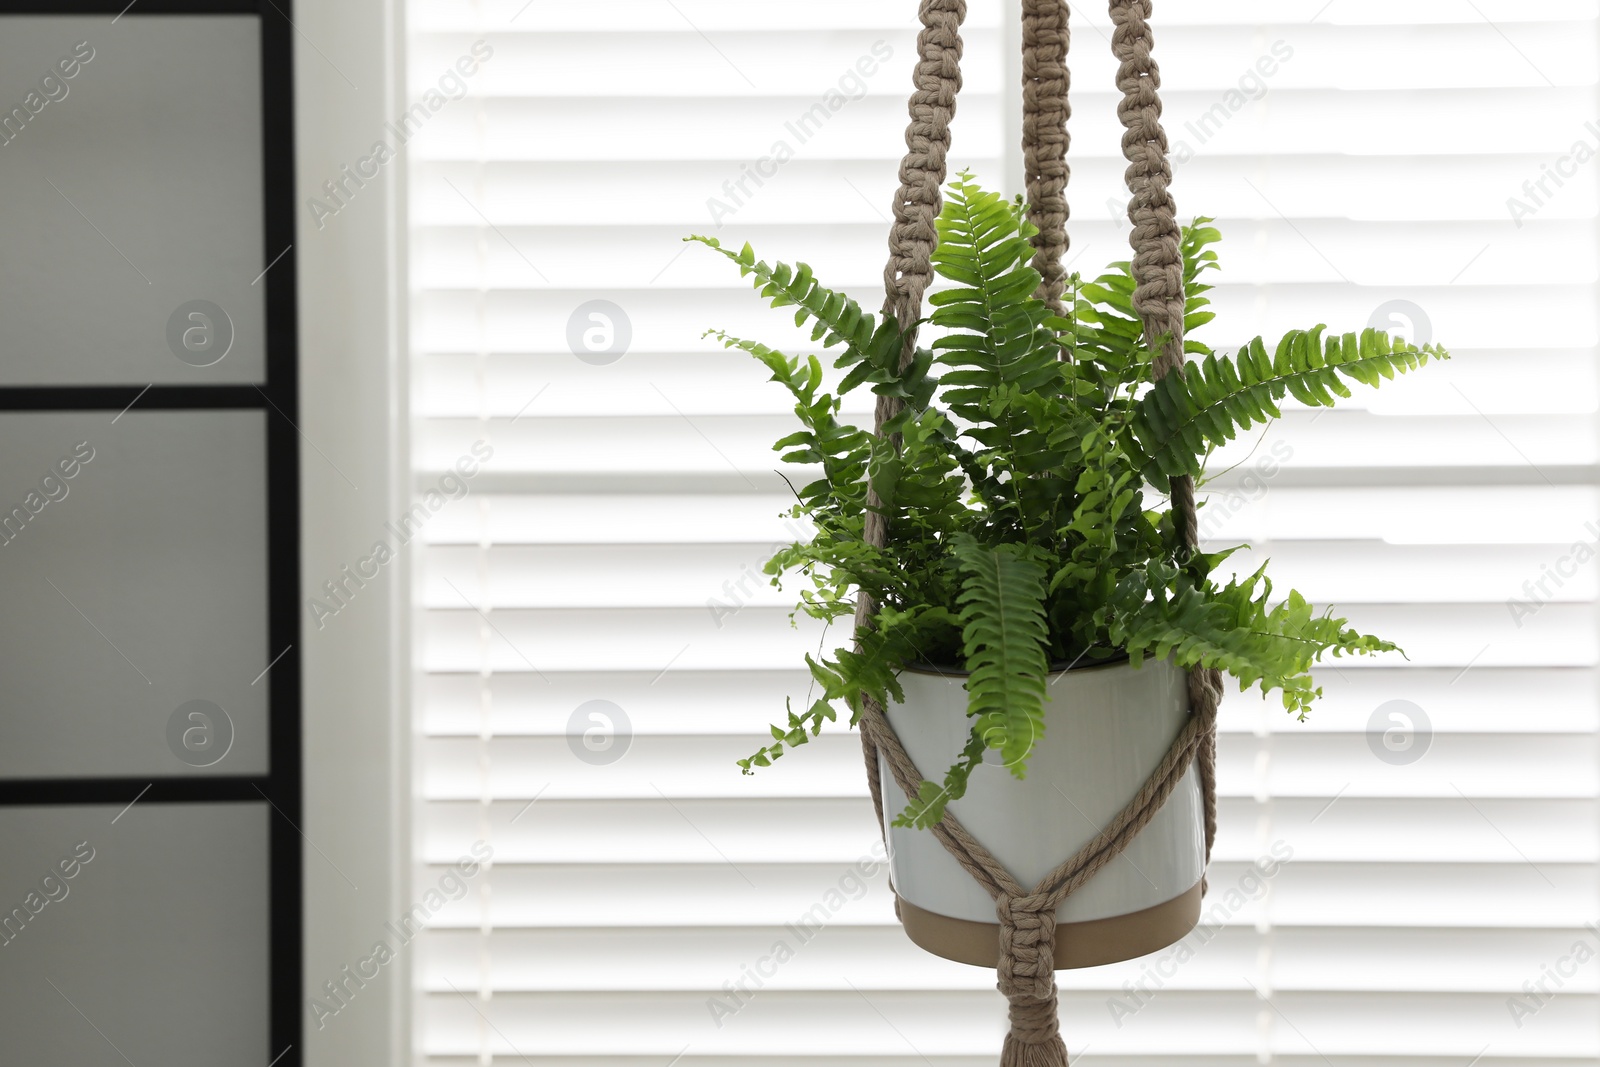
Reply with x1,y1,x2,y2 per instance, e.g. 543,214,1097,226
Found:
900,651,1134,679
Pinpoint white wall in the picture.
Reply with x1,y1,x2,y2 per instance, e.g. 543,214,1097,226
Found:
294,3,409,1065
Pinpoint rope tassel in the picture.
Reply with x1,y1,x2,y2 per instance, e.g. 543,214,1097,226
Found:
1000,1009,1069,1067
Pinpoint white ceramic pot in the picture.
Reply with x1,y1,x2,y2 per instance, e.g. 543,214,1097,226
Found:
879,658,1205,966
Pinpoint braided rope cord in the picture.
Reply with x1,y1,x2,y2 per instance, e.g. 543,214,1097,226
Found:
1021,0,1071,314
852,2,1217,1062
855,0,969,832
1108,0,1222,879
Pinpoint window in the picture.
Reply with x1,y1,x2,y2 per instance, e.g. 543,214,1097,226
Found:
408,1,1600,1061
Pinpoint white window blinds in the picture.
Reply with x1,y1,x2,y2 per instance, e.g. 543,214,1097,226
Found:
408,1,1600,1061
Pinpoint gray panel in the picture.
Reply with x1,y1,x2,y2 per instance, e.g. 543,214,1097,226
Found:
0,803,269,1066
0,16,265,384
0,411,269,778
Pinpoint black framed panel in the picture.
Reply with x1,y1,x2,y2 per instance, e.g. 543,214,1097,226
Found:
0,1,263,9
0,410,271,779
0,802,272,1064
0,14,268,385
0,4,301,1067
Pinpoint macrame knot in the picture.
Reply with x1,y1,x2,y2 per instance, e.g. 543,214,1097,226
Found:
995,893,1058,1002
996,894,1070,1065
1020,0,1071,315
883,0,967,327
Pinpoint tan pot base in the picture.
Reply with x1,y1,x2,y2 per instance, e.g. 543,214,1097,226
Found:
896,880,1204,969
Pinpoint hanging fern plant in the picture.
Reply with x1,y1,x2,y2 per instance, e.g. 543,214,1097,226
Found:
690,173,1446,828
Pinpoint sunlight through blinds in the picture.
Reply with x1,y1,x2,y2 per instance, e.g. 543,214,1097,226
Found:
408,1,1600,1062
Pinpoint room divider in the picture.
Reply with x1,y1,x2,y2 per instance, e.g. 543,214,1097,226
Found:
0,5,300,1065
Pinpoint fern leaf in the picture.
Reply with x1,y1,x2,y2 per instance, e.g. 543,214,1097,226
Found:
928,175,1066,412
1107,563,1398,717
687,234,896,368
951,535,1051,773
891,536,1052,829
1128,327,1450,490
704,329,872,509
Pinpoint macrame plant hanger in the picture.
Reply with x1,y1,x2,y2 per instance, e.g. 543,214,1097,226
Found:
855,2,1224,1063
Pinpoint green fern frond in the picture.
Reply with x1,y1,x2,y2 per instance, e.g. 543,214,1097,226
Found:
738,604,956,773
928,175,1067,411
1073,220,1224,387
923,176,1076,538
704,330,872,510
895,729,989,831
893,536,1051,829
687,234,901,373
952,535,1051,770
1128,326,1449,490
1108,562,1397,717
